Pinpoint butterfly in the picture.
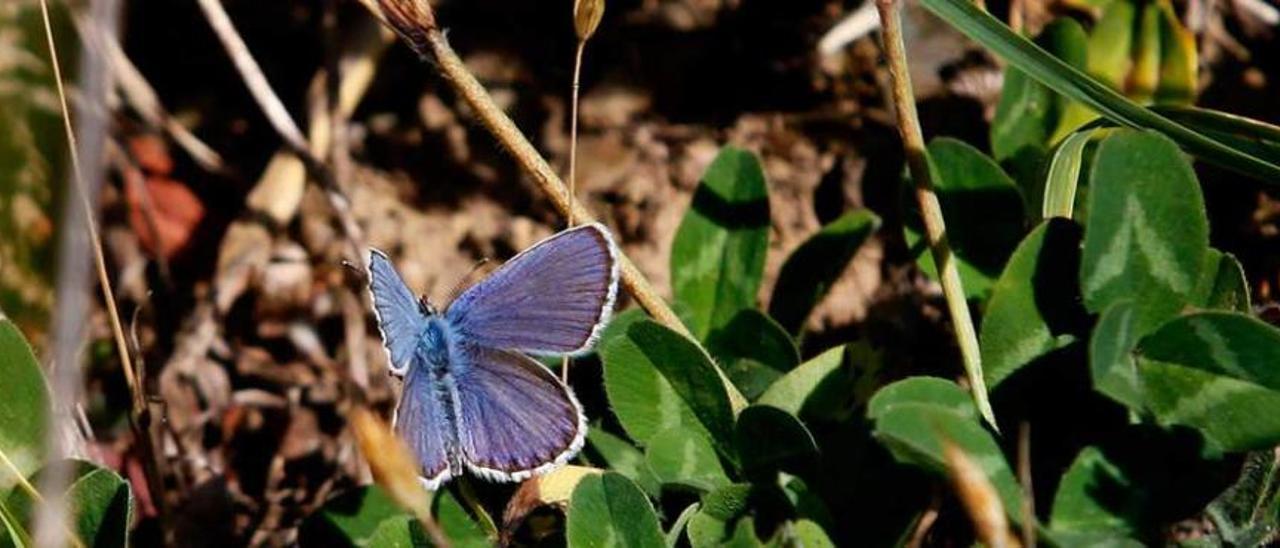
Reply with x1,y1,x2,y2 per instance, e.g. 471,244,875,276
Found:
367,223,620,489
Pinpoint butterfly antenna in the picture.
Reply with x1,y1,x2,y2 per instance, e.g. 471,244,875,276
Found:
445,257,492,304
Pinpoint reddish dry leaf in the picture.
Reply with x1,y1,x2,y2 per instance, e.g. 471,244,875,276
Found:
126,173,205,260
128,133,175,176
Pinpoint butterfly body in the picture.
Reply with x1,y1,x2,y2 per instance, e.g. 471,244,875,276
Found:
367,224,620,489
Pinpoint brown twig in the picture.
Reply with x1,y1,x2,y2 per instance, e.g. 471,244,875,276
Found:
360,0,687,338
74,14,229,175
875,0,997,430
193,0,368,270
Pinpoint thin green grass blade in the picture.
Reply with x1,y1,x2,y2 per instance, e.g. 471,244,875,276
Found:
917,0,1280,183
1150,105,1280,162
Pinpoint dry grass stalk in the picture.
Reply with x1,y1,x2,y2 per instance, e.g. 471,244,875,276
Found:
35,0,123,545
942,440,1021,548
350,408,452,547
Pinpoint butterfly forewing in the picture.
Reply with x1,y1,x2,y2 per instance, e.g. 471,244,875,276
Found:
445,223,619,356
452,344,585,480
367,249,427,375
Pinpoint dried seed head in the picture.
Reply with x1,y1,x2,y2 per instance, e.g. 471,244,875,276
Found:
573,0,605,41
352,407,430,510
376,0,437,56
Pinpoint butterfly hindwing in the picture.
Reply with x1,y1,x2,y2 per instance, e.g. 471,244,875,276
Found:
445,223,619,356
368,249,426,376
451,343,585,480
393,359,456,489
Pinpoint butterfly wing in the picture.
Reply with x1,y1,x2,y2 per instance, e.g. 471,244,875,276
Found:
393,362,456,489
452,343,586,481
445,223,619,356
368,249,426,376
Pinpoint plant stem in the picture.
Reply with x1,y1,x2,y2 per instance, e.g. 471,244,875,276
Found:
562,40,587,384
42,3,172,533
874,0,998,430
421,29,689,338
455,476,499,541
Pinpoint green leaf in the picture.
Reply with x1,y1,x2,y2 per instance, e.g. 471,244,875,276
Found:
905,138,1026,299
1204,450,1280,546
868,378,1023,522
782,520,835,548
435,491,488,547
567,472,665,548
1089,0,1138,90
1089,301,1144,410
1128,0,1163,103
1049,447,1144,540
671,147,771,340
0,317,48,493
1080,130,1207,335
645,427,730,493
1154,0,1197,105
601,320,737,461
768,209,880,334
364,515,428,547
0,499,29,547
5,461,132,548
1137,312,1280,451
990,19,1089,163
1042,128,1102,220
1191,249,1251,313
599,308,649,350
981,219,1089,388
866,376,975,421
871,403,1023,524
734,406,818,481
298,489,484,547
1051,0,1139,140
708,310,799,400
66,466,133,548
686,484,761,548
300,486,405,546
585,429,661,497
758,346,853,420
666,503,700,548
916,0,1280,182
780,476,835,531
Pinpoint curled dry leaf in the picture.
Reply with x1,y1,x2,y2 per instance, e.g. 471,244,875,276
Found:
501,465,602,543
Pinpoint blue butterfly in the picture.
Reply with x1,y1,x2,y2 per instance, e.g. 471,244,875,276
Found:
367,223,619,489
